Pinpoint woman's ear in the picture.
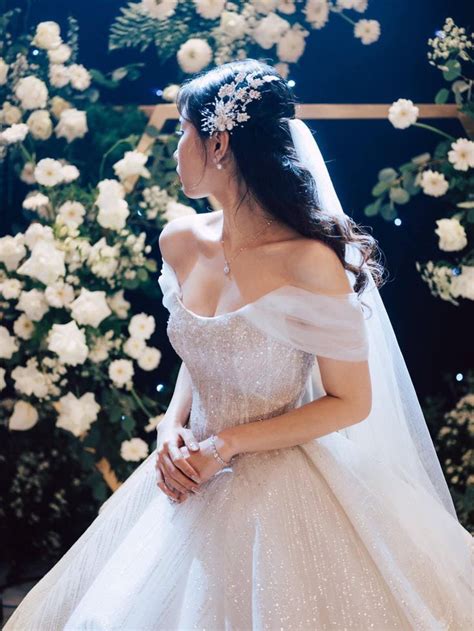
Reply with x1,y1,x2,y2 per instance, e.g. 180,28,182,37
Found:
213,130,229,162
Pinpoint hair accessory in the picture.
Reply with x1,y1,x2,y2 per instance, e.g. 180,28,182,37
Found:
201,70,280,137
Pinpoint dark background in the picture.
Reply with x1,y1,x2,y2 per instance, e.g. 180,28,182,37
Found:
3,0,474,400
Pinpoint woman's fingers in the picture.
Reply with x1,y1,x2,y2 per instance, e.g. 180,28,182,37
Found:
161,453,198,494
155,466,183,502
180,428,200,452
167,444,201,483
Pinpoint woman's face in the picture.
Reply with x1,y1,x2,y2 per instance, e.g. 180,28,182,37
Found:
173,115,213,199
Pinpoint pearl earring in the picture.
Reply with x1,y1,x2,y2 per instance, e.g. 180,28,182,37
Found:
216,162,223,170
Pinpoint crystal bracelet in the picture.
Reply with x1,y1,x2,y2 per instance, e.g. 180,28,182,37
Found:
210,434,233,466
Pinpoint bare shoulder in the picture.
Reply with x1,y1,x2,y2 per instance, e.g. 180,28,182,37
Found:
286,238,354,295
158,212,211,269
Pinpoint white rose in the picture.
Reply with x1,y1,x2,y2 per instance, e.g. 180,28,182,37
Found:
447,138,474,172
434,218,468,252
120,437,149,461
0,58,9,85
70,288,112,328
194,0,226,20
1,123,29,144
0,278,22,300
219,11,247,41
113,151,151,181
24,222,54,249
252,0,279,14
2,102,22,125
252,13,290,49
88,331,114,363
450,266,474,301
54,391,100,437
97,198,130,231
354,18,380,45
47,43,72,64
97,178,126,200
276,26,307,62
109,358,134,388
68,64,91,90
123,336,146,359
0,325,19,359
177,38,213,73
140,0,178,19
26,110,53,140
419,170,449,197
12,359,49,398
55,108,88,143
17,239,66,286
128,313,155,340
45,281,75,308
0,234,26,271
0,367,5,391
137,346,161,371
49,63,70,88
9,400,39,431
34,158,64,186
57,201,86,227
388,98,419,130
108,289,131,318
278,0,296,14
87,238,120,278
32,21,62,50
61,164,80,183
15,76,48,110
164,199,196,223
13,313,35,340
17,288,50,321
22,192,50,214
48,320,89,365
50,96,71,119
162,84,180,103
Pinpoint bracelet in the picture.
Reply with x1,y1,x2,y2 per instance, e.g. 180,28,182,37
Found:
210,434,233,466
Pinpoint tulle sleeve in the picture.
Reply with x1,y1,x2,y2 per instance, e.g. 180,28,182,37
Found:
240,286,370,362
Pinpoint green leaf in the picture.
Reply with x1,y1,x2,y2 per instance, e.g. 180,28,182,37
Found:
123,277,140,290
122,415,136,434
380,203,398,221
389,187,410,204
378,167,398,183
92,479,108,502
364,197,382,217
466,209,474,223
442,59,461,82
145,125,161,138
434,88,449,104
372,180,390,196
137,268,149,282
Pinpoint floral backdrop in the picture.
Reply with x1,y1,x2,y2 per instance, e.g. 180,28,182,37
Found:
0,2,472,575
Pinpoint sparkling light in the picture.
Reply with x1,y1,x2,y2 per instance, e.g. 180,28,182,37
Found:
455,373,464,382
287,79,296,88
394,218,402,226
156,383,164,392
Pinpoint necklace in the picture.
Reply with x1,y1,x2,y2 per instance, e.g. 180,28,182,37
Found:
220,217,274,276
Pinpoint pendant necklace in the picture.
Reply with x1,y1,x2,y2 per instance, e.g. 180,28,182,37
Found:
220,217,274,276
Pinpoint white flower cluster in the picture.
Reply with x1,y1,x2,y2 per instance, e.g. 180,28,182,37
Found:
169,0,378,75
437,393,473,486
0,21,90,149
139,184,196,222
427,17,473,65
415,260,474,305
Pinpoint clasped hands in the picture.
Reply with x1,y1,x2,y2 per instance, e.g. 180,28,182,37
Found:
155,422,228,503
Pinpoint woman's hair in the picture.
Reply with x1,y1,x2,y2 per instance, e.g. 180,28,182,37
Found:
176,58,387,301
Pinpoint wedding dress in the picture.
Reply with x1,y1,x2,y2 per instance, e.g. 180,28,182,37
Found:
4,257,472,631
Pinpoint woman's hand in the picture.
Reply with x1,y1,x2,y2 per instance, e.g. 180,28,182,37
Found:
155,420,202,503
176,435,232,489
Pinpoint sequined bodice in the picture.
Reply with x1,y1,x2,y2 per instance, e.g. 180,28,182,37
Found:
166,292,315,441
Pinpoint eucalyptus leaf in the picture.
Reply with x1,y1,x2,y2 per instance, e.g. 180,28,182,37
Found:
389,187,410,205
434,88,449,105
372,181,390,196
442,59,461,82
378,167,398,183
380,203,398,221
122,416,136,434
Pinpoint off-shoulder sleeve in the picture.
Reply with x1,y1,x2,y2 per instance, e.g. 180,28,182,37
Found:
157,259,180,313
241,287,369,362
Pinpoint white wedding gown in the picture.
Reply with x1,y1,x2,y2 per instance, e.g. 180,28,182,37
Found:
5,259,472,630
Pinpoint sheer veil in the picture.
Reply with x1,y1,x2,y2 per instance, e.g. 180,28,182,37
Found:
288,118,458,520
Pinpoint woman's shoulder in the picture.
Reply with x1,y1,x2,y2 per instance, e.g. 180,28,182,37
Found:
158,211,216,270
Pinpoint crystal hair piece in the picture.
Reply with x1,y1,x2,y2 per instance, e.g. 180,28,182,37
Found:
200,70,280,136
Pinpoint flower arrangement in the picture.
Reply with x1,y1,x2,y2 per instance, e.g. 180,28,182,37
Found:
0,15,198,507
109,0,381,84
364,17,473,305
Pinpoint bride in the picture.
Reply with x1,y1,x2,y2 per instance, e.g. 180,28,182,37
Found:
5,59,472,630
